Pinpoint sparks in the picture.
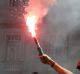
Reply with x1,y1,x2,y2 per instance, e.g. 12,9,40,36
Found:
25,15,38,37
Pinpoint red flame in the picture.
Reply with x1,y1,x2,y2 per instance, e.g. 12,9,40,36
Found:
25,15,38,37
24,0,55,37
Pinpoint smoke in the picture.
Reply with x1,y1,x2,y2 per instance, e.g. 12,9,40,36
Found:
25,0,55,21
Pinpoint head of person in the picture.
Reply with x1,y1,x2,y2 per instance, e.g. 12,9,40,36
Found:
77,61,80,70
32,72,38,74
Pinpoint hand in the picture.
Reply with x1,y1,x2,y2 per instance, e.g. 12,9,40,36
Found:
40,54,54,65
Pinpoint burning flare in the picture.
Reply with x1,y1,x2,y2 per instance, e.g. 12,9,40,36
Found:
25,15,38,37
24,0,56,55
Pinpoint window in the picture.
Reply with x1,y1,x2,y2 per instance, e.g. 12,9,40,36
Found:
6,34,21,41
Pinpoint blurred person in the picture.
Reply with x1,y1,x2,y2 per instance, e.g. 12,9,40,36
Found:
77,61,80,70
32,72,38,74
40,54,74,74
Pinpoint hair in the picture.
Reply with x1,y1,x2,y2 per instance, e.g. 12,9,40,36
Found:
77,61,80,70
32,72,38,74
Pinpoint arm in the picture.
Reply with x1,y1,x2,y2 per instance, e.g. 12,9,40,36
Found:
40,54,74,74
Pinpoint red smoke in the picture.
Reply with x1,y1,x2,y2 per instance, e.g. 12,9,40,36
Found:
24,0,56,37
25,0,55,20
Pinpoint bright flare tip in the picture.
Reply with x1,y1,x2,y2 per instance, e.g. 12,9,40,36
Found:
25,15,38,37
